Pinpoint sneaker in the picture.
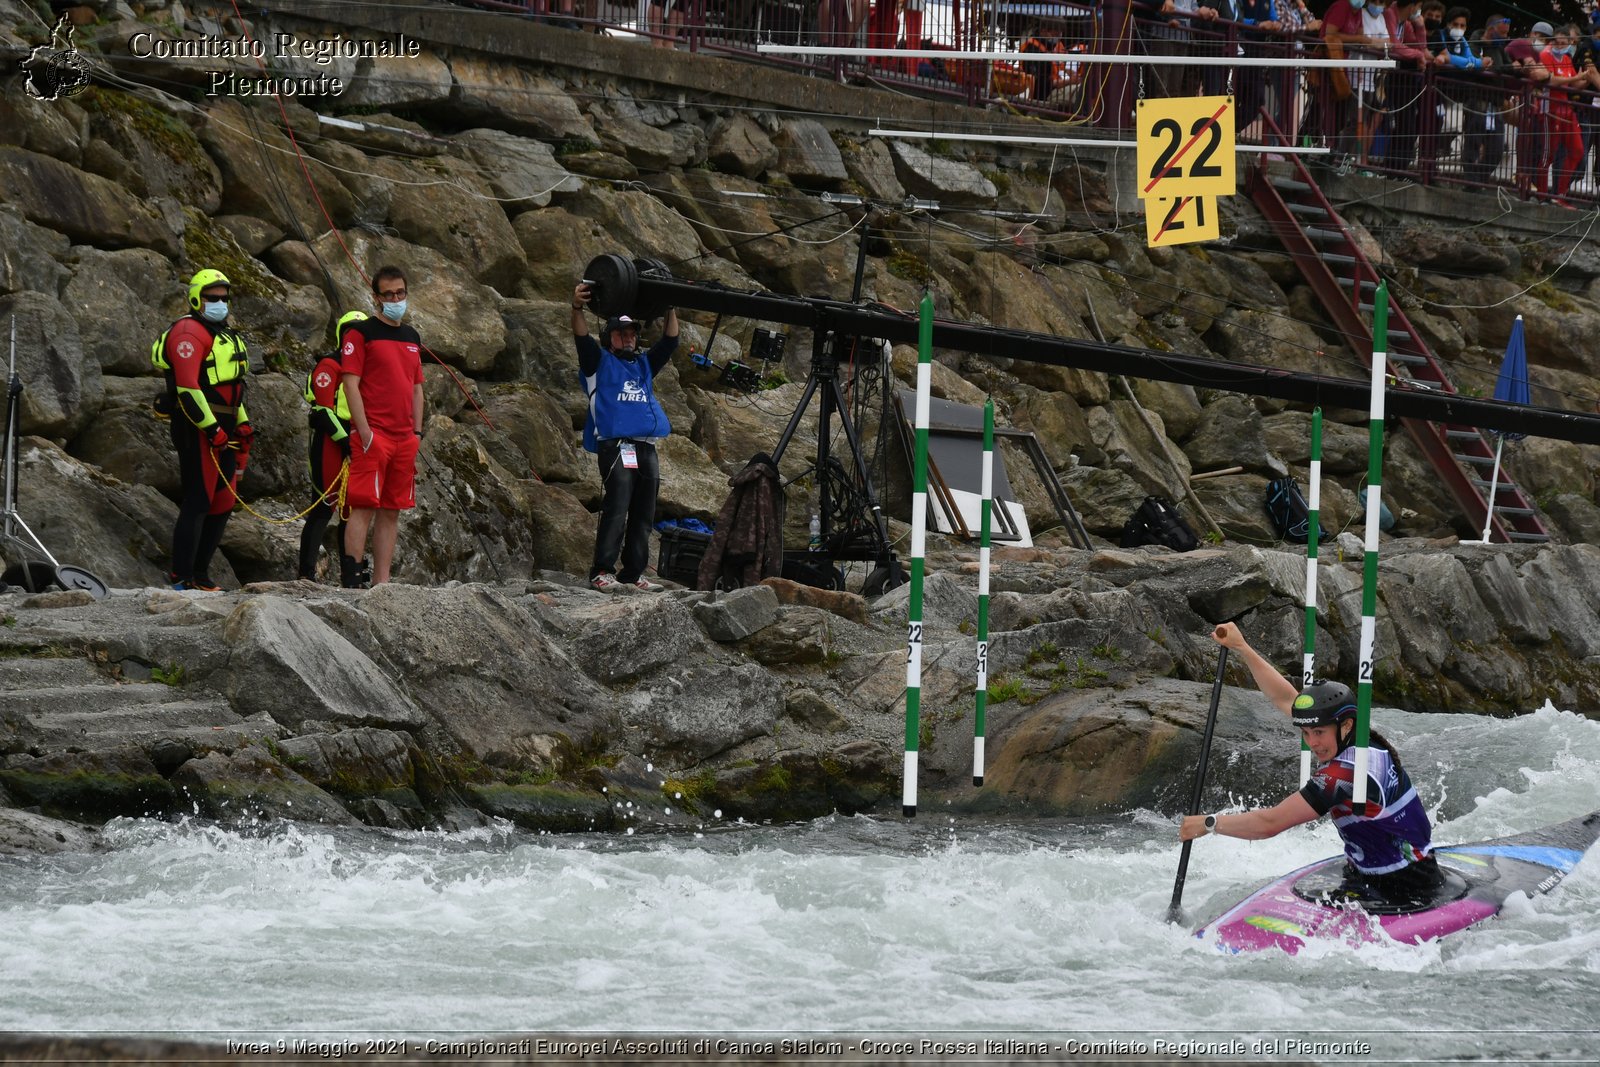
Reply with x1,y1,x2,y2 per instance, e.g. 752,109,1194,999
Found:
169,573,220,592
629,577,664,592
590,572,623,592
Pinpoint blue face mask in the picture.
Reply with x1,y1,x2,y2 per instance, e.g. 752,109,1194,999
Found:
1349,0,1365,10
1553,44,1573,56
201,300,228,323
381,299,407,322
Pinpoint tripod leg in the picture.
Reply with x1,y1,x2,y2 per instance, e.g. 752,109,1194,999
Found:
821,375,895,567
770,372,821,468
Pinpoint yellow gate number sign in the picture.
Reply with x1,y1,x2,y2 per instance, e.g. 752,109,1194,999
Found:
1145,195,1220,248
1136,95,1237,201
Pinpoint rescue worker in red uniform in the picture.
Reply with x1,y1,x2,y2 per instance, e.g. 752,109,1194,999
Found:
153,268,252,591
340,266,425,588
297,310,367,583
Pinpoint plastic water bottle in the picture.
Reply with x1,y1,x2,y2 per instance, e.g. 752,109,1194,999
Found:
808,513,822,551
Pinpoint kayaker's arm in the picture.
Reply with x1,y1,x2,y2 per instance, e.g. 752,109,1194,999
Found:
1211,622,1299,716
1179,793,1319,841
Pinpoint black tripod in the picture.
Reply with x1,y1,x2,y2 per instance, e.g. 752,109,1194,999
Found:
769,311,903,595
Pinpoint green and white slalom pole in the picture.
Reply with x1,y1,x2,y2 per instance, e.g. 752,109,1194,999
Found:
1299,406,1324,787
1353,285,1390,808
973,398,995,787
903,289,934,818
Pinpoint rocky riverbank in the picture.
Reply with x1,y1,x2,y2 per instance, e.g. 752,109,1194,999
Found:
5,2,1600,850
4,535,1597,852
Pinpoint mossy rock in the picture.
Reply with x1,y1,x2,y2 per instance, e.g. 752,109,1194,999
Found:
710,747,896,823
179,208,284,301
0,761,176,822
464,782,615,833
78,87,221,212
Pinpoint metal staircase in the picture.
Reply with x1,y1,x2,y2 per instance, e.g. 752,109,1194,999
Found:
1244,120,1549,544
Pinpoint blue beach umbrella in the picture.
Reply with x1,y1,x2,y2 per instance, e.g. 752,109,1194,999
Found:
1479,316,1529,541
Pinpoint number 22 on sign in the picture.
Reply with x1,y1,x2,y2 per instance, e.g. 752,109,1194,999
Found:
1145,194,1219,248
1136,95,1236,200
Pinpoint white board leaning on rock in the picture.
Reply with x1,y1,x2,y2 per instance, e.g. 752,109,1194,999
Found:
895,388,1033,548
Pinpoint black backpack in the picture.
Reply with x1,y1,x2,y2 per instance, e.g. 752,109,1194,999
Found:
1121,496,1199,552
1265,476,1327,544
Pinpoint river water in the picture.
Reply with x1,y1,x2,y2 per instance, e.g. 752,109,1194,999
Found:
2,704,1596,1063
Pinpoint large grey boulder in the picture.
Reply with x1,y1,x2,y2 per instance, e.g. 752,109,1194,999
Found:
624,661,783,763
510,208,612,303
7,435,179,588
475,383,588,486
708,115,778,179
693,585,780,641
0,90,87,166
79,89,221,213
197,100,358,241
342,51,454,109
0,290,104,440
0,209,70,298
382,154,527,294
319,583,619,764
65,375,175,500
59,247,174,377
220,597,426,731
171,745,357,825
969,678,1299,815
454,128,581,211
562,593,715,684
0,808,97,855
591,101,683,170
0,146,176,256
655,434,734,522
1183,394,1286,477
564,184,707,266
888,141,997,208
386,421,541,584
448,57,595,141
772,118,849,189
842,138,905,203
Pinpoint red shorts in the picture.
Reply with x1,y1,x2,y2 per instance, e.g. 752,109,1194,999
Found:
346,429,419,511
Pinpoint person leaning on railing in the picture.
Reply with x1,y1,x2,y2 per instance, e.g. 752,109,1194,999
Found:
1371,0,1431,169
1457,12,1513,183
1321,0,1400,164
1575,15,1600,191
1234,0,1286,130
1535,23,1600,204
1136,0,1220,97
1470,12,1511,68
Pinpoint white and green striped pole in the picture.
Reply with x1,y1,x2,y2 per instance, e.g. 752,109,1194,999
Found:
1353,286,1389,807
973,398,995,787
903,290,934,818
1299,406,1323,787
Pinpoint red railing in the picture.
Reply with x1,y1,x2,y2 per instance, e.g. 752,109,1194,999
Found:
442,0,1600,203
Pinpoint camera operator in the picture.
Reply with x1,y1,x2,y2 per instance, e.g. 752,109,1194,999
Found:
572,281,679,592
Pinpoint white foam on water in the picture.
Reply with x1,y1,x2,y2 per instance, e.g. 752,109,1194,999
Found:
0,708,1594,1055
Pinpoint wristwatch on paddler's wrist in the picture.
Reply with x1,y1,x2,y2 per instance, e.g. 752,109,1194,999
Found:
1204,813,1218,835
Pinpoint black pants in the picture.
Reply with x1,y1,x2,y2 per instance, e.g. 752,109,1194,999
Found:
297,429,347,580
169,419,236,584
591,438,659,583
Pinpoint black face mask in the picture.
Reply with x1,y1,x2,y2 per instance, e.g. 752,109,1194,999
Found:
1425,17,1441,27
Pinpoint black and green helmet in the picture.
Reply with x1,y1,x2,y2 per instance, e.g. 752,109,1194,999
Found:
1290,679,1357,728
